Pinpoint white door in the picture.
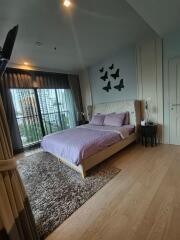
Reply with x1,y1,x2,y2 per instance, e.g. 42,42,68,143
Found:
169,58,180,145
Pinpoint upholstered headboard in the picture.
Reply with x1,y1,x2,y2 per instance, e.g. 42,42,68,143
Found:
87,100,141,130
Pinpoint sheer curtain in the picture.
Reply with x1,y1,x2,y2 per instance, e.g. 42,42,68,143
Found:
37,89,76,135
56,89,76,129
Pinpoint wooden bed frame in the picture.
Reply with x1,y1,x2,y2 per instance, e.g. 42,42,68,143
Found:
57,100,141,178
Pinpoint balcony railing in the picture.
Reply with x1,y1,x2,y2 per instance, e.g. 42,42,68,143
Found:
16,111,70,146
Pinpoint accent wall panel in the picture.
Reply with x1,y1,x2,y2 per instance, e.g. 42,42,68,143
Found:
89,46,137,104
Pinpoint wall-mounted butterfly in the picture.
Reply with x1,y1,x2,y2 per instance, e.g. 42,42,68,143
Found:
111,69,119,80
103,81,111,92
114,79,125,91
100,71,108,81
99,67,104,73
109,64,114,70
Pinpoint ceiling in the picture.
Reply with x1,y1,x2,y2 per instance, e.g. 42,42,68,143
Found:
127,0,180,37
0,0,156,73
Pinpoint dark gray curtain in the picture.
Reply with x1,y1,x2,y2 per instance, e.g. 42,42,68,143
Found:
68,74,84,124
0,73,24,153
34,71,69,89
4,68,69,89
0,68,70,153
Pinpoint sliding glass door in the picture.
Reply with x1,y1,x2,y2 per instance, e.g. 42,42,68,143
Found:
10,89,43,146
37,89,75,135
11,88,76,147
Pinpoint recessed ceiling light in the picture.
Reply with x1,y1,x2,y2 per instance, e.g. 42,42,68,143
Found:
63,0,71,8
24,62,29,66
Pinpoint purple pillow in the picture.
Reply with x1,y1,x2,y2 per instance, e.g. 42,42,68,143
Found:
90,114,105,125
104,113,126,127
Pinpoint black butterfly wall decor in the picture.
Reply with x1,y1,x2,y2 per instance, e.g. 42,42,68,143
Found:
109,64,114,70
99,67,104,73
103,81,111,92
111,69,120,80
114,79,124,91
100,71,108,81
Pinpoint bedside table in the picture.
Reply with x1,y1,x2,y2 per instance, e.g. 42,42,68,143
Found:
140,124,158,147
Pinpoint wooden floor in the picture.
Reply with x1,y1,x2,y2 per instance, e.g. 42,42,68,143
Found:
46,143,180,240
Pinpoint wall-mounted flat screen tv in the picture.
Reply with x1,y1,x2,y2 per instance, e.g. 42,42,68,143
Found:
0,25,18,77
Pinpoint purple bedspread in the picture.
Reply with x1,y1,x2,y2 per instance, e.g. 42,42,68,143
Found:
41,125,134,166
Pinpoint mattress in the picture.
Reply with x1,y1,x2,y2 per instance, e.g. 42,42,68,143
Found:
41,124,135,166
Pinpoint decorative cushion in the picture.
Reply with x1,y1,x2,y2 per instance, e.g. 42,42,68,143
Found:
104,113,126,127
90,114,105,125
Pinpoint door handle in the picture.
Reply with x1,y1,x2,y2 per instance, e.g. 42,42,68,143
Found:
172,104,180,107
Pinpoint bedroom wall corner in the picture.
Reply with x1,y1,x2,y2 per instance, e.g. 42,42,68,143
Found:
136,37,164,142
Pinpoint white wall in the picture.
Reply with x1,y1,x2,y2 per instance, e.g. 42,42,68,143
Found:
136,37,163,140
88,46,137,104
79,37,164,141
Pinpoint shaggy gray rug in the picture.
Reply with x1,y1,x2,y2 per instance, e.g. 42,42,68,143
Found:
17,152,120,239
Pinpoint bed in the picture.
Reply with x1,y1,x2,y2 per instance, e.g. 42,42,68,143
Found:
41,100,141,178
